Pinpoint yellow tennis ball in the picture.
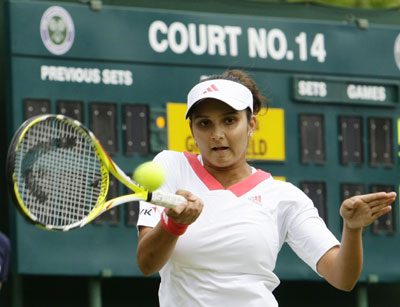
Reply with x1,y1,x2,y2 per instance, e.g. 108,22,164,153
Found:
133,161,166,192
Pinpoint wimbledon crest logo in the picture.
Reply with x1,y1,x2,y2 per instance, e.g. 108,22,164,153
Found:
395,34,400,71
40,6,75,55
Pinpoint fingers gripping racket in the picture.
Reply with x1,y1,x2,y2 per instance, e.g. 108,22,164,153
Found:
6,114,185,231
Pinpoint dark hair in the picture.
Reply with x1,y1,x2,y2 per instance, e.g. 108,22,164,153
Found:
201,69,268,117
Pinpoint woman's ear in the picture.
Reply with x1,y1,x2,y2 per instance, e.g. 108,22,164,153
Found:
248,115,257,137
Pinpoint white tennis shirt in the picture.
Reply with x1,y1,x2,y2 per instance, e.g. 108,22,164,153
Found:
138,150,340,307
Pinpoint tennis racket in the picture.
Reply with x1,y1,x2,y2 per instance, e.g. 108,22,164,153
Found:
6,114,185,231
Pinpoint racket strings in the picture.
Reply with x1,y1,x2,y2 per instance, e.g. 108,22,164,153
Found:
15,118,103,227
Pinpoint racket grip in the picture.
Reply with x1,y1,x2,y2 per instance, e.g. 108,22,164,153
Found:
149,191,186,209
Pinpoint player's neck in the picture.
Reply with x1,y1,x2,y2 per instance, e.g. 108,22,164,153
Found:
204,162,252,189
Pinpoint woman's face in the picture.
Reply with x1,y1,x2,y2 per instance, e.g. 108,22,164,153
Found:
190,98,256,170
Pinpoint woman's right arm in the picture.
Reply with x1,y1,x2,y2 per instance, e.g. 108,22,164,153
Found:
137,190,203,276
137,225,180,276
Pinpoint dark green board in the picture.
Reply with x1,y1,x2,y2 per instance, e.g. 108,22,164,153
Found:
5,0,400,281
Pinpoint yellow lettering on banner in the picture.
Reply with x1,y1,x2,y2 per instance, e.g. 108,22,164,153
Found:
247,108,285,161
167,103,285,161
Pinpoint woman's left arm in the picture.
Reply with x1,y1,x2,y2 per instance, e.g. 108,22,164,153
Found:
317,191,396,291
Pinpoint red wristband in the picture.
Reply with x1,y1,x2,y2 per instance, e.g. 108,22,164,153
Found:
161,208,188,236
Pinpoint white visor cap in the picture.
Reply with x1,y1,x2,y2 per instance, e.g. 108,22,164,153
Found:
185,79,253,119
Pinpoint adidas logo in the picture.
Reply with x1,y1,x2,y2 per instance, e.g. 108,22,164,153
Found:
248,195,262,205
203,84,219,94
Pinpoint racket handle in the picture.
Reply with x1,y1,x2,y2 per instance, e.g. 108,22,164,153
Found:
149,191,186,209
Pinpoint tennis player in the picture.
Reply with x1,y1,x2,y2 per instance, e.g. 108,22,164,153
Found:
137,70,396,307
0,232,10,290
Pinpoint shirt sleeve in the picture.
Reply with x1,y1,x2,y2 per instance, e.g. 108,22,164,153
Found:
137,201,163,228
284,198,340,275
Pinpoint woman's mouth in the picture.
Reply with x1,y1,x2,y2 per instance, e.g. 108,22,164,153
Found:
212,146,229,151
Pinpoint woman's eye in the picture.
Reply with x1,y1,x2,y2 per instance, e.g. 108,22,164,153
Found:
199,120,210,126
225,117,236,124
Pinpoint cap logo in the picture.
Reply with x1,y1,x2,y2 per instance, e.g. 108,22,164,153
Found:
203,84,219,94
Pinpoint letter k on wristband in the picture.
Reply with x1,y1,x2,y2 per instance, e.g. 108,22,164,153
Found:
161,208,188,236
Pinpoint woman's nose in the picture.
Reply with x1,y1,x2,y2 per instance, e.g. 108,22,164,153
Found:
211,126,224,140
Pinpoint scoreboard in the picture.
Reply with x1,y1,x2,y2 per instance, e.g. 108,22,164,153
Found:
5,0,400,281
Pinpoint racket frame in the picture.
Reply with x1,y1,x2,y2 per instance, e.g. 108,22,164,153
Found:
7,114,182,231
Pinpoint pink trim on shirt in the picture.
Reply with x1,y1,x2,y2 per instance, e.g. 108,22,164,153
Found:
184,152,271,197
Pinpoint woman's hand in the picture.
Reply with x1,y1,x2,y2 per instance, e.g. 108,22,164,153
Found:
165,189,204,225
340,192,396,230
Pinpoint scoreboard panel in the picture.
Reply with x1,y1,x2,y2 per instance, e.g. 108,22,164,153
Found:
5,0,400,281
